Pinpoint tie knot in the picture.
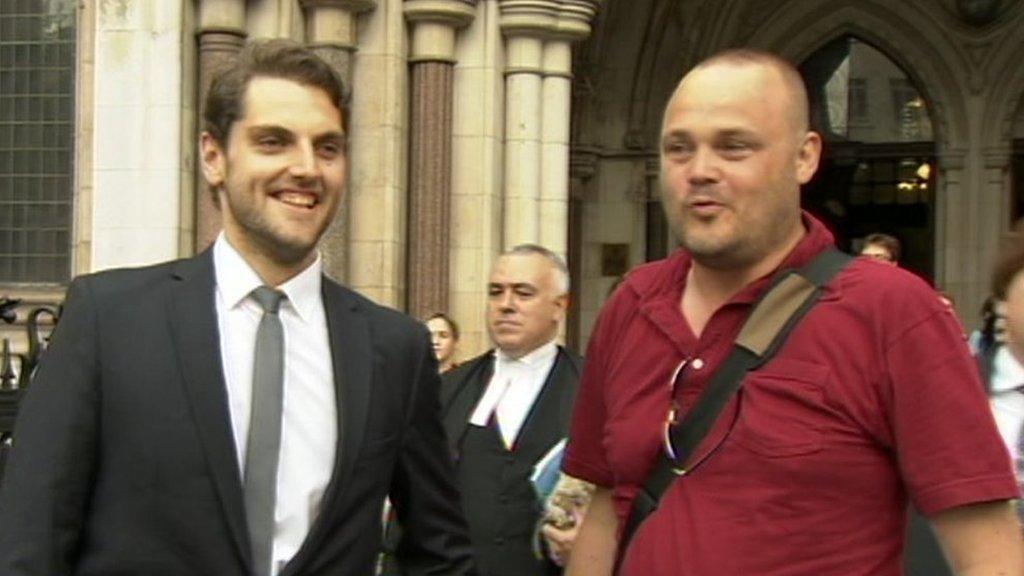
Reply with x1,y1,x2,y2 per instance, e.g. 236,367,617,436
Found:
251,286,286,314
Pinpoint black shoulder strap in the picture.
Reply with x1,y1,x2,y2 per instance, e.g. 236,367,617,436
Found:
616,248,852,573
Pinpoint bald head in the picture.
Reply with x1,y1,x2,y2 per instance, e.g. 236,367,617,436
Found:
674,49,810,138
657,47,822,272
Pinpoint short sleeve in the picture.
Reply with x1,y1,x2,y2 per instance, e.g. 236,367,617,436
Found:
562,305,616,488
885,299,1018,516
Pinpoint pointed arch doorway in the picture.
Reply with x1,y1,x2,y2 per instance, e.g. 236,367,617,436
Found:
799,36,937,282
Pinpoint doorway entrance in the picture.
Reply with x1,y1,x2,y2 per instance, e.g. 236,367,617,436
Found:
800,36,937,282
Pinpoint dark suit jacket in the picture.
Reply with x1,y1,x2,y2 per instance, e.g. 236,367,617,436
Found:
0,251,475,576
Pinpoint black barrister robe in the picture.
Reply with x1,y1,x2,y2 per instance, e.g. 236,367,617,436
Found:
384,346,581,576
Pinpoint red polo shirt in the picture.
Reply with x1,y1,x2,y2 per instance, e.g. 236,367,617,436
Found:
563,214,1018,576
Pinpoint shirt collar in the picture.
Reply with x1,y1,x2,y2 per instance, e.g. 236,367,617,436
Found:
494,340,559,369
213,234,323,323
721,211,836,305
990,346,1024,393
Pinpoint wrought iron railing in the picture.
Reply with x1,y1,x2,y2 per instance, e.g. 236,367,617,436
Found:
0,296,61,482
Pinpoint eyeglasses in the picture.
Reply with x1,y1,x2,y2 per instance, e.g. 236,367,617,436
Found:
662,357,744,476
662,358,689,461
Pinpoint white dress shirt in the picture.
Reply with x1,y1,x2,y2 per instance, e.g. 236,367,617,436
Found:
989,346,1024,465
469,341,559,448
213,235,337,576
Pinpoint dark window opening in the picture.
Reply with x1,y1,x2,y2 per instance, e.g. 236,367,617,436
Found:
800,36,936,282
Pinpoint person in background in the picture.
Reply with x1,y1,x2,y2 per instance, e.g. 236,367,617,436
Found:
426,312,461,374
386,244,583,575
861,233,959,319
983,239,1024,530
859,232,901,265
970,296,1004,358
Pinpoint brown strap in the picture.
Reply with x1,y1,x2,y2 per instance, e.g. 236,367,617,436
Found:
736,273,817,356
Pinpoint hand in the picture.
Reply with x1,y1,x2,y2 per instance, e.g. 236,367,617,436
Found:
541,509,583,567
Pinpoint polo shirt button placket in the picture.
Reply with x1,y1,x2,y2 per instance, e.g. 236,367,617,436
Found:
692,358,705,370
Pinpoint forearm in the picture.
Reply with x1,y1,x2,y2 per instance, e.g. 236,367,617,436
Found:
932,500,1024,576
565,487,618,576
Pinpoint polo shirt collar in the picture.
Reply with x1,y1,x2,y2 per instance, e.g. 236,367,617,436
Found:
990,346,1024,393
725,212,836,305
213,234,323,323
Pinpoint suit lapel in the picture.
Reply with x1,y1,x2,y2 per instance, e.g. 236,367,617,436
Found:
552,350,581,431
442,354,493,455
514,350,570,456
166,251,251,567
283,278,372,574
321,278,372,505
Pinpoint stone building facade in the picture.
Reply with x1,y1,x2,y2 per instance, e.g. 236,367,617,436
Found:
1,0,1022,364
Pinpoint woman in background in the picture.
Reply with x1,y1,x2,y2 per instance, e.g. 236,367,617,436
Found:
425,312,460,373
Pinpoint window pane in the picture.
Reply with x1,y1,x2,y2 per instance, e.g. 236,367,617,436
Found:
801,37,933,144
0,0,76,284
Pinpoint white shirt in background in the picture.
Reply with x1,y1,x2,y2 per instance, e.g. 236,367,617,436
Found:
989,346,1024,463
470,341,558,448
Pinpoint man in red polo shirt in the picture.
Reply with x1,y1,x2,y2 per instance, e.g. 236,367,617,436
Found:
562,49,1023,576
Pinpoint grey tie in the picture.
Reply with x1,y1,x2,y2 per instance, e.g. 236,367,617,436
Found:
245,286,286,576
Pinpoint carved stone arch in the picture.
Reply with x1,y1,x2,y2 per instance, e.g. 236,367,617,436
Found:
979,10,1024,147
744,3,969,153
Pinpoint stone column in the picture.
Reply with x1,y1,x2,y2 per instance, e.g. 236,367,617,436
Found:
935,150,968,320
538,1,598,261
449,0,505,355
980,147,1013,308
404,0,476,319
195,0,246,252
303,0,377,83
301,0,378,282
499,1,598,251
567,147,597,351
539,40,572,258
499,1,557,248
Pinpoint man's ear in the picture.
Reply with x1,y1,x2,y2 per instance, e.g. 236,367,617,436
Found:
554,293,570,322
795,131,822,185
200,132,226,192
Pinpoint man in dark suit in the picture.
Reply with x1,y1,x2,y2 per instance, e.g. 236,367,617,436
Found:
388,244,581,576
0,40,474,576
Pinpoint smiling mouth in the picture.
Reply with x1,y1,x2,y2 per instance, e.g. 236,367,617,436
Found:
274,191,320,209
